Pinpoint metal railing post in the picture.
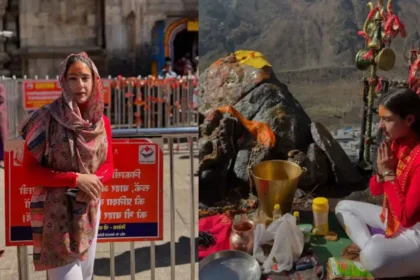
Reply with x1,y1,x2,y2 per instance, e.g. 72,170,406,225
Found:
169,138,176,279
150,241,156,280
17,246,29,280
110,242,116,280
130,241,136,280
189,136,196,279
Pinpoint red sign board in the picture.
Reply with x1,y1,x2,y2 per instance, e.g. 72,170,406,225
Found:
97,138,163,242
4,138,163,246
22,80,112,110
4,140,28,246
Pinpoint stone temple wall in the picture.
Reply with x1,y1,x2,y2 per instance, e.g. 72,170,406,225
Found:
17,0,104,77
19,0,99,48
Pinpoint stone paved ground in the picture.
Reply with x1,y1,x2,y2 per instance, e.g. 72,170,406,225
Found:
0,142,199,280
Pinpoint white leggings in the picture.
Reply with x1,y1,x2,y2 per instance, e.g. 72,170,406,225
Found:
335,200,420,278
47,206,101,280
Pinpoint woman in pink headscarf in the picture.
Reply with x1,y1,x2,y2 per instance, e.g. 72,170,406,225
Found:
19,52,114,280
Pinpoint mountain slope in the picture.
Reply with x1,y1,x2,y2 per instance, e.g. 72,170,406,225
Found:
199,0,420,128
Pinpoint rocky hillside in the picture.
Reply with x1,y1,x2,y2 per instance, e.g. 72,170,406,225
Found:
199,0,420,128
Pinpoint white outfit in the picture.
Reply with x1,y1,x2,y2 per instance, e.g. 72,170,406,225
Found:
335,200,420,278
47,205,101,280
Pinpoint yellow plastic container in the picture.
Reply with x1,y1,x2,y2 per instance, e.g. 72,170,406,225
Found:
312,197,329,235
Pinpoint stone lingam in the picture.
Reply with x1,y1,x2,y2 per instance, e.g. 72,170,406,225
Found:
198,51,363,209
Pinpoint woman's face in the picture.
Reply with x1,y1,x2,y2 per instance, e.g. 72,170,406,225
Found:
66,61,93,104
378,105,415,141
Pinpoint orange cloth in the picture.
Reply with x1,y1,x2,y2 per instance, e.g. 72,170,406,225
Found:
217,105,276,148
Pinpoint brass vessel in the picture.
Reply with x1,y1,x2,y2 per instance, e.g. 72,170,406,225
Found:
373,10,383,21
375,48,396,71
355,50,372,71
368,31,382,50
367,21,383,51
229,219,255,255
250,160,306,218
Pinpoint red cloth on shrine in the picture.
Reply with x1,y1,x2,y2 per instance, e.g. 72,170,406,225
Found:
23,115,114,187
198,214,232,260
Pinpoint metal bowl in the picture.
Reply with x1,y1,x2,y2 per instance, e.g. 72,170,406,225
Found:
199,250,261,280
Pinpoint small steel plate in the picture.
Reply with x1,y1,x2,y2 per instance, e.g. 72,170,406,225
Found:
199,250,261,280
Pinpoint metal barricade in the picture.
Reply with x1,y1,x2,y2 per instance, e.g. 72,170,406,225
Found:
15,127,198,280
108,76,199,130
1,76,199,140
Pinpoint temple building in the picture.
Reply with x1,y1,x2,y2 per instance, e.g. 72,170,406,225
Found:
0,0,198,77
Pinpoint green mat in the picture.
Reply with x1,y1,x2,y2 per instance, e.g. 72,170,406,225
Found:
300,211,352,265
